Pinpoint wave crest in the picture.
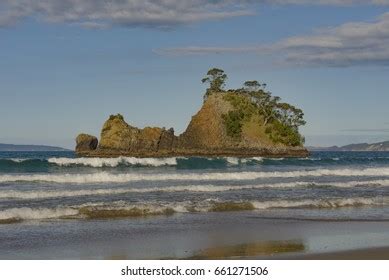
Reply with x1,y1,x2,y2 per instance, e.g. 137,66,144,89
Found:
47,157,178,167
1,197,388,223
1,167,389,184
2,179,389,200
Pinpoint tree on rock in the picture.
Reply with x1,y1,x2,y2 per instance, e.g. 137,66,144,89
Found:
244,80,263,92
202,68,227,100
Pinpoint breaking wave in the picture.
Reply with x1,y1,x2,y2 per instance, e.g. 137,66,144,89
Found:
252,197,388,209
1,196,388,223
47,157,179,167
0,207,78,222
1,167,389,184
2,154,389,171
8,158,32,163
0,156,264,170
2,179,389,200
47,156,265,167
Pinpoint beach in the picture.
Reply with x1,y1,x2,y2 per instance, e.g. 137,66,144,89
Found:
2,211,389,259
1,151,389,259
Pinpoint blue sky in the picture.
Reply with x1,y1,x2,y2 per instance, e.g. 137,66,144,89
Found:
1,0,389,149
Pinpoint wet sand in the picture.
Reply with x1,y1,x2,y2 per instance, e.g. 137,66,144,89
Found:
292,247,389,260
1,212,389,259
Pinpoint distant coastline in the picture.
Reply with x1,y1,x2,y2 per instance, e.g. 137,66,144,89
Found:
308,140,389,152
0,143,69,152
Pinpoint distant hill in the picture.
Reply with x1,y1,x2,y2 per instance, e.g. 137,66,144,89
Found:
308,141,389,152
0,143,69,152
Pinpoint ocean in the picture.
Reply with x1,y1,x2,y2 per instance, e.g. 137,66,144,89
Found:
1,151,389,259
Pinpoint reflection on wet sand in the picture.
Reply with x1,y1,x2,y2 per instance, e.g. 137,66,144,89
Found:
187,240,305,259
104,254,129,260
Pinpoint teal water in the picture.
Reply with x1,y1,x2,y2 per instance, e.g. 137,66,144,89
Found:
2,151,389,259
1,151,389,222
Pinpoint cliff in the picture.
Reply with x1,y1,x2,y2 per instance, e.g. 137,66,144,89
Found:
76,92,308,158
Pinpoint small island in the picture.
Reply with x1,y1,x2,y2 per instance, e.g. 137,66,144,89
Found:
76,68,309,158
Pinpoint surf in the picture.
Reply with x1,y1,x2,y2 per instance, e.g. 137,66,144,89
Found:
1,167,389,184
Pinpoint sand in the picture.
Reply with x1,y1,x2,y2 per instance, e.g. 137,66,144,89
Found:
2,212,389,259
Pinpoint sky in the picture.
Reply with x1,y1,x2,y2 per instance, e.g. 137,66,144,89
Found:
1,0,389,149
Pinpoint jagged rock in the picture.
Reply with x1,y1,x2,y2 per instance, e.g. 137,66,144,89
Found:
159,128,176,151
99,114,138,151
75,134,98,153
137,127,164,152
178,93,232,149
97,114,178,153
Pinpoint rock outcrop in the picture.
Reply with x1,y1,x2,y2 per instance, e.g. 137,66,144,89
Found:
75,134,98,153
75,93,309,157
178,94,232,149
94,114,177,155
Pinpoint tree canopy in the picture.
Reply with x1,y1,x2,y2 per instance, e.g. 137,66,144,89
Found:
201,68,227,100
202,68,306,146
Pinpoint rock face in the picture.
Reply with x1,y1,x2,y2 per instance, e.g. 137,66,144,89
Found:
75,134,98,153
178,94,232,149
75,93,309,157
92,114,177,155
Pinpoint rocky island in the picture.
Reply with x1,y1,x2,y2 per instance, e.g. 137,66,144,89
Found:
76,68,309,158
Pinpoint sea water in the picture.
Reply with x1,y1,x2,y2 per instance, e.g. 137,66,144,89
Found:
1,151,389,258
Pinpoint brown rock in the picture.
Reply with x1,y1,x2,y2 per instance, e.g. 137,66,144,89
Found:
178,93,232,149
75,134,98,153
97,114,178,153
158,128,176,151
99,114,138,151
137,127,163,152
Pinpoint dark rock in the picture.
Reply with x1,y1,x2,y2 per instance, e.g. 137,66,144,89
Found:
76,134,98,153
158,128,176,151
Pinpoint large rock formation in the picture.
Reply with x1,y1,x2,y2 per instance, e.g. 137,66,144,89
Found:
75,93,309,157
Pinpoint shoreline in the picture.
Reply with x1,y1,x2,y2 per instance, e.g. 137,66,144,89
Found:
293,246,389,260
2,213,389,259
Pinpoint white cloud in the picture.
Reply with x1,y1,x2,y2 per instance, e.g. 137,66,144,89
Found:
1,0,389,29
0,0,254,28
278,12,389,66
158,12,389,67
155,46,266,56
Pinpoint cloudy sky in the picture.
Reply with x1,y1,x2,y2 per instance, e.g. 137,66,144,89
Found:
1,0,389,148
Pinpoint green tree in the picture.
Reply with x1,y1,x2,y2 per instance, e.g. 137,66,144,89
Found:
202,68,227,100
248,90,280,126
243,80,267,92
275,103,306,129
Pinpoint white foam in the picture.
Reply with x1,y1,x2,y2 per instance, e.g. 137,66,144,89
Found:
241,157,264,163
1,167,389,184
47,157,178,167
0,207,78,220
2,179,389,200
0,202,187,222
252,197,389,209
226,157,240,165
8,158,30,163
2,196,389,222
